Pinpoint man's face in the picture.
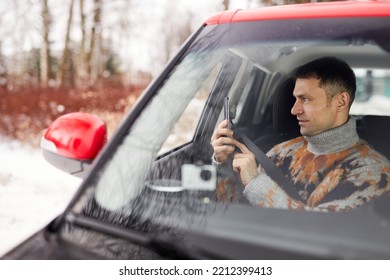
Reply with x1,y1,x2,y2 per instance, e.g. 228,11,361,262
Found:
291,77,339,136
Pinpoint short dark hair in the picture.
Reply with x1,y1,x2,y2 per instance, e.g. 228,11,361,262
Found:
292,56,356,106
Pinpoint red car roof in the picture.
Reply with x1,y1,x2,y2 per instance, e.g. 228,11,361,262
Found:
205,1,390,25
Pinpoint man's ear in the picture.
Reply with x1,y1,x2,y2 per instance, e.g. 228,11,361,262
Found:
336,92,350,111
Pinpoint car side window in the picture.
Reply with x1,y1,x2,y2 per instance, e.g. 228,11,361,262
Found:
158,64,222,155
350,68,390,116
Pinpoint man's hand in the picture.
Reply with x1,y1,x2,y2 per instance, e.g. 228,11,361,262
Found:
211,120,235,163
233,141,259,186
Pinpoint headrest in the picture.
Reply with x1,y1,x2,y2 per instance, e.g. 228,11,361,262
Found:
272,78,300,134
361,115,390,138
359,115,390,159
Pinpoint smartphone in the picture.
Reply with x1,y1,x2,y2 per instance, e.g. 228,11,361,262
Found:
224,96,231,129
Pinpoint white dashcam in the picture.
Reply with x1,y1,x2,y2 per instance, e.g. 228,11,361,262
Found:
181,164,216,191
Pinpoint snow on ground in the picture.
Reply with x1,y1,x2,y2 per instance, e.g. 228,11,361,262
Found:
0,137,81,256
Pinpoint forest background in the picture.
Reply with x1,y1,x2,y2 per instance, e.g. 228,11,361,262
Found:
0,0,341,146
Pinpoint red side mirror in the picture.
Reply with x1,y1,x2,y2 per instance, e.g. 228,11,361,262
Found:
41,112,107,177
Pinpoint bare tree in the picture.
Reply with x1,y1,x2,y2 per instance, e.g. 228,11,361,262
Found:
87,0,103,87
77,0,88,88
57,0,75,87
40,0,51,88
223,0,230,10
0,42,7,91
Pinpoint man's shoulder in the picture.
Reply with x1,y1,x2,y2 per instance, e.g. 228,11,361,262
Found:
354,139,390,167
346,139,390,187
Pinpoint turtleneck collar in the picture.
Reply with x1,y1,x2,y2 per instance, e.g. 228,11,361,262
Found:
304,117,359,155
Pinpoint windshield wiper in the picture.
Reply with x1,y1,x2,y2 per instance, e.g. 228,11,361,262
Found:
59,213,227,259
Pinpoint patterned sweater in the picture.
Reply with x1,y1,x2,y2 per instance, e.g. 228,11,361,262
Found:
243,117,390,212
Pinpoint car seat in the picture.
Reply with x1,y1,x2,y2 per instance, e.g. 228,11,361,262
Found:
357,115,390,160
254,78,300,152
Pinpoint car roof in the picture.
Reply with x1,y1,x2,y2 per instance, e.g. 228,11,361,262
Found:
205,1,390,25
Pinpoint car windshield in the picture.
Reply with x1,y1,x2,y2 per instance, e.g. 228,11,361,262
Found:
61,16,390,259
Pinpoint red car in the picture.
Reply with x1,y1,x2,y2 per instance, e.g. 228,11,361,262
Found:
4,1,390,259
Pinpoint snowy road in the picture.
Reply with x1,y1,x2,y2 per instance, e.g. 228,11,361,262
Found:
0,137,81,256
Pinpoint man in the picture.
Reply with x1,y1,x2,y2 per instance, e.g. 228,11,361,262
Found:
211,56,390,211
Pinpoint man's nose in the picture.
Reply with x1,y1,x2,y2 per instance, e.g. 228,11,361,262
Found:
291,100,302,116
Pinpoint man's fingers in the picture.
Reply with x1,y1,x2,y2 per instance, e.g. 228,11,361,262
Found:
234,153,256,162
211,128,233,142
217,128,233,138
232,154,259,186
232,157,244,173
234,140,253,154
214,145,235,155
212,136,235,148
232,158,241,172
218,119,229,128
